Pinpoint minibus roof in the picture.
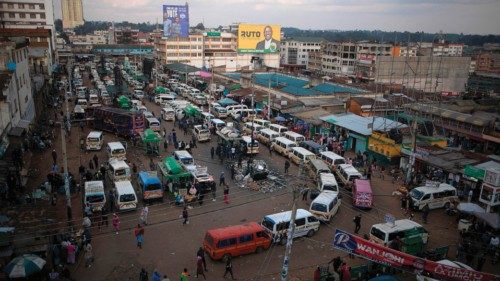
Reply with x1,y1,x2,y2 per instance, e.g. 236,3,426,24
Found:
264,209,312,224
206,222,263,240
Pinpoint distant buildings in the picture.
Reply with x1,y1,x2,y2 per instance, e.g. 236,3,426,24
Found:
61,0,84,29
279,37,323,71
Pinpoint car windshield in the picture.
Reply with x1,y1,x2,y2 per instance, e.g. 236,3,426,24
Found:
311,202,327,212
86,194,104,203
370,227,386,241
410,189,424,200
120,194,136,202
145,183,162,191
112,149,125,155
115,169,127,176
181,158,193,165
261,217,275,231
323,185,339,192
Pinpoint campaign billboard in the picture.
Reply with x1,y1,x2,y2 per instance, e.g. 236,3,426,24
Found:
162,5,189,38
238,24,281,54
332,229,497,281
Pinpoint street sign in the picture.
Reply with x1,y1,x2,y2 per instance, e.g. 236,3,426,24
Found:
206,32,221,37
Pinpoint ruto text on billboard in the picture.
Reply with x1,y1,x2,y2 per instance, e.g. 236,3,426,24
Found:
238,24,281,54
163,5,189,38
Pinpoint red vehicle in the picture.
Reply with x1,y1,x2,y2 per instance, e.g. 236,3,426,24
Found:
88,107,145,137
353,179,373,209
203,222,272,261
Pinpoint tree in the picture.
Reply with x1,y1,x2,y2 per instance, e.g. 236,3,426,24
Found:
195,23,205,30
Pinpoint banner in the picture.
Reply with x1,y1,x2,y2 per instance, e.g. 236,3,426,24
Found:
332,229,497,281
238,24,281,54
162,5,189,38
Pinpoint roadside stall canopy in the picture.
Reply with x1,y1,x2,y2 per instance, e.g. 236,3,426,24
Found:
155,86,167,94
141,129,160,156
117,95,131,109
160,157,192,181
183,105,200,117
229,84,242,91
142,129,160,143
217,98,238,107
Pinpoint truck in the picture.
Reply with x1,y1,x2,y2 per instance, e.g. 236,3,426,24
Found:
138,171,163,202
192,166,215,194
88,107,145,137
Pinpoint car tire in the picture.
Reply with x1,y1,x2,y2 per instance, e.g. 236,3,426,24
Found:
255,246,263,253
444,202,450,209
307,229,315,237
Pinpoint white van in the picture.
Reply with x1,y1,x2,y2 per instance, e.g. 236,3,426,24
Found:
211,119,226,132
146,117,161,131
108,159,131,182
88,94,99,105
173,150,196,172
369,219,429,246
155,94,175,105
317,173,340,193
269,124,288,136
261,209,320,245
257,129,280,146
77,99,88,109
288,147,316,165
271,137,297,157
253,119,271,128
107,142,126,161
114,181,138,211
308,159,331,179
86,131,103,151
335,164,362,186
284,131,305,143
319,151,346,169
201,112,215,124
240,136,259,154
226,104,248,114
161,107,175,121
84,181,106,212
243,122,263,134
409,183,458,211
193,125,211,142
211,106,228,118
309,190,341,222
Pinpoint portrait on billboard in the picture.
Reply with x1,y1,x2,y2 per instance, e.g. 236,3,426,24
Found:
163,5,189,38
256,26,280,51
238,24,281,54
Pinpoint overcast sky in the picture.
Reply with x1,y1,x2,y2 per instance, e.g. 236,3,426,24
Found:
53,0,500,35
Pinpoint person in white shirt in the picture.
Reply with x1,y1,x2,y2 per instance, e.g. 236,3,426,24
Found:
256,26,280,51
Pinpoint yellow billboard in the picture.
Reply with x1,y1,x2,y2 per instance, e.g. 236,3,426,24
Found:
238,24,281,54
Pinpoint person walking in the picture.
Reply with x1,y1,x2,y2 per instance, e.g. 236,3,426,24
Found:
88,159,94,171
219,171,226,187
224,185,230,204
182,206,189,225
140,206,149,226
112,213,120,234
353,214,361,234
51,149,57,164
301,188,309,201
161,275,171,281
101,207,108,227
152,269,162,281
230,164,235,180
211,182,217,202
422,204,430,224
84,243,93,268
93,154,99,168
284,160,290,174
139,268,148,281
223,256,235,279
210,147,215,159
180,268,190,281
66,242,76,264
196,256,206,279
134,224,145,249
197,247,207,271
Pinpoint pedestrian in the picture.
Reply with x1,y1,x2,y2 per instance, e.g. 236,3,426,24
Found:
163,139,168,151
66,242,76,264
196,256,206,279
401,195,407,209
93,154,98,168
284,160,290,174
353,214,361,234
210,147,215,159
132,163,138,175
422,204,430,224
182,206,189,225
313,266,321,281
140,206,149,226
301,188,309,201
88,159,94,171
134,224,145,249
84,203,92,217
112,213,120,234
149,158,155,171
340,262,351,281
211,182,217,201
231,146,236,159
476,254,486,271
223,256,235,280
180,268,190,281
230,164,235,180
162,274,171,281
152,269,162,281
468,189,473,203
219,171,226,186
197,247,207,271
84,242,93,268
224,185,230,204
139,268,148,281
108,191,115,212
101,207,108,227
52,149,57,164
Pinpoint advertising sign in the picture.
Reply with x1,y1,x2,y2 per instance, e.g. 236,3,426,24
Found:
333,229,497,281
238,24,281,54
162,5,189,38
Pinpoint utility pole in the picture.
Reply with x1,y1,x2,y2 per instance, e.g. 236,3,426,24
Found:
63,63,73,221
406,119,418,184
267,78,271,120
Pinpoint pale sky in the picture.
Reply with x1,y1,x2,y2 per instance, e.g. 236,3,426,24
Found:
53,0,500,34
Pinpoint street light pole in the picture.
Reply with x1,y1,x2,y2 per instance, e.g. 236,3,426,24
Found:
63,63,73,221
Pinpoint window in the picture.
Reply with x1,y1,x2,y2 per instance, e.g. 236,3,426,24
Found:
308,216,318,223
8,4,14,9
39,4,44,9
256,231,268,238
29,4,35,9
217,237,237,248
40,13,45,19
422,194,431,200
18,4,25,9
239,234,253,243
19,13,26,18
295,218,306,227
30,13,36,19
9,12,15,18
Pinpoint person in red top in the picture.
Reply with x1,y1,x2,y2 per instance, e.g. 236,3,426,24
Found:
340,262,351,281
313,266,321,281
134,224,145,249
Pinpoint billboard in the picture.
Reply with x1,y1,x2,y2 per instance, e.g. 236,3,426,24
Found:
162,5,189,38
238,24,281,54
333,229,497,281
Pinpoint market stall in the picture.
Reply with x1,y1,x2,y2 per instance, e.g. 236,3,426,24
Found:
141,129,161,156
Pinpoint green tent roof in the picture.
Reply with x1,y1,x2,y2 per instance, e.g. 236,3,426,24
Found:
143,129,160,142
183,105,200,117
117,95,131,109
163,157,183,174
155,86,167,94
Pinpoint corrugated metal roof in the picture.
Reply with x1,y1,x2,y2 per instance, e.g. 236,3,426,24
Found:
320,113,408,136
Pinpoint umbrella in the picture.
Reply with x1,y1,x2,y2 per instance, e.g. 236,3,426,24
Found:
473,212,500,230
457,203,486,214
275,116,286,122
4,254,46,278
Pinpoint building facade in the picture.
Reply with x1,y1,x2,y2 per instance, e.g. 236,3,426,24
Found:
69,34,107,45
475,52,500,75
61,0,84,29
279,37,323,69
114,27,140,45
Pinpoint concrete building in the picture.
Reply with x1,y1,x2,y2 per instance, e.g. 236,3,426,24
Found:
280,37,323,71
373,56,471,93
154,31,280,71
475,52,500,75
307,51,322,73
0,38,35,133
61,0,83,29
0,0,55,67
114,27,140,45
69,34,107,45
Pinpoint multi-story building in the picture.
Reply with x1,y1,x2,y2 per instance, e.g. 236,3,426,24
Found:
0,0,55,70
61,0,84,29
0,38,35,132
280,37,323,71
114,27,140,45
433,42,463,57
475,52,500,75
69,34,107,45
307,51,322,74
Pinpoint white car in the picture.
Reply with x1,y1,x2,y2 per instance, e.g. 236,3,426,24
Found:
133,90,144,99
